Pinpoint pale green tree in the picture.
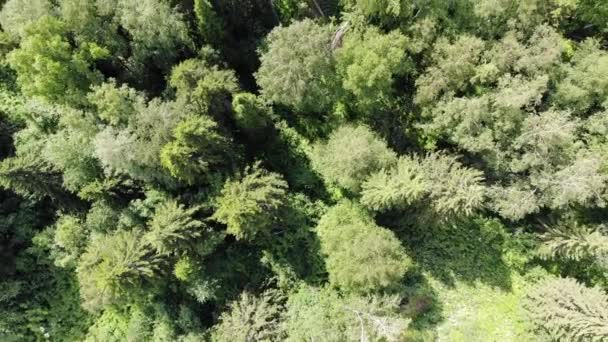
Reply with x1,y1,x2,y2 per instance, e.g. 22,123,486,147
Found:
310,125,397,193
336,28,411,113
284,285,410,341
256,19,339,113
525,277,608,341
0,0,53,40
211,291,284,341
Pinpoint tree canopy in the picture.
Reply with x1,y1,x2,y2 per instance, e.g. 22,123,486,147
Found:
2,0,608,341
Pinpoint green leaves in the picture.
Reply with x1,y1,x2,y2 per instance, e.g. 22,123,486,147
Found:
336,28,411,113
211,291,284,341
145,200,205,255
77,229,163,312
362,153,485,219
525,277,608,341
538,223,608,262
77,198,212,313
284,285,410,341
310,125,397,193
214,164,288,241
7,16,107,106
361,156,427,211
256,19,339,114
316,200,411,293
160,115,234,185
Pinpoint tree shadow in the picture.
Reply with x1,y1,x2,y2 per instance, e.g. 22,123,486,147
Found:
381,214,514,290
401,269,445,332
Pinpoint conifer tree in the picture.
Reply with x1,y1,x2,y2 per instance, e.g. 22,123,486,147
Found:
214,164,288,241
316,200,411,293
525,277,608,341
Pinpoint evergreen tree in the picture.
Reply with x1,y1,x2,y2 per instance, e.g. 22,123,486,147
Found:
525,277,608,341
256,19,339,114
539,223,608,262
211,291,284,341
213,164,288,241
310,124,397,193
316,200,411,293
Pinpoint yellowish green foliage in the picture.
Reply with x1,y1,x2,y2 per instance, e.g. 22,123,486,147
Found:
310,124,397,193
316,200,411,293
256,19,339,113
213,164,288,241
525,277,608,341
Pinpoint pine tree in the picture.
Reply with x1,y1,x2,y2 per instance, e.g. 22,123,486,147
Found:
213,164,288,241
316,200,411,293
255,19,339,113
538,223,608,262
310,124,397,193
144,200,216,256
361,153,485,220
361,156,427,211
0,152,68,201
525,277,608,341
77,229,163,312
160,115,235,185
211,291,284,341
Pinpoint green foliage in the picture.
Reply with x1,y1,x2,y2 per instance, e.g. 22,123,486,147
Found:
232,92,272,134
7,16,108,106
114,0,192,73
284,285,410,341
0,152,67,201
0,0,53,40
1,212,92,341
415,35,485,106
44,108,102,194
336,27,411,113
194,0,223,44
433,273,537,341
169,57,239,116
211,291,284,341
50,215,89,268
316,200,411,293
362,153,485,219
3,1,608,340
160,115,235,184
256,19,339,113
361,156,427,211
88,80,144,126
416,153,485,219
539,223,608,262
77,229,163,312
555,39,608,114
310,124,397,193
399,217,523,288
145,200,205,255
94,98,186,184
525,277,608,341
213,164,288,241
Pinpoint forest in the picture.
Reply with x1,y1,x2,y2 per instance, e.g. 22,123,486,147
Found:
1,0,608,341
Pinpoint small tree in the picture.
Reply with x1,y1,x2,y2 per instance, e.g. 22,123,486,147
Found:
525,277,608,341
310,124,397,193
256,19,339,113
160,115,234,185
211,291,284,341
316,200,411,293
213,164,288,241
